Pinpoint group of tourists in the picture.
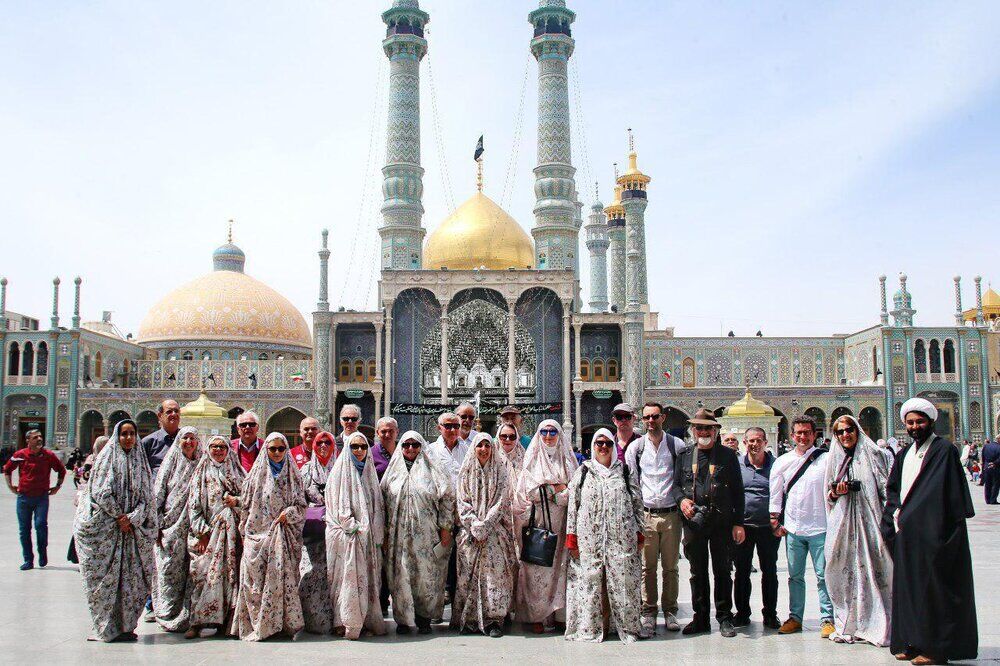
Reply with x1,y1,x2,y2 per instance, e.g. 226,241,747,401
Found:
3,393,981,662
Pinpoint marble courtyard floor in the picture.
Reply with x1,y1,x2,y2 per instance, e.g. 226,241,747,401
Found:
1,482,996,665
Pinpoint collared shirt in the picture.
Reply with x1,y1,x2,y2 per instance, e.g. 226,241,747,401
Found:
901,434,936,504
371,439,395,479
625,432,684,509
231,437,263,473
768,446,828,537
459,429,479,448
740,451,774,526
426,436,469,489
289,444,312,469
141,428,176,477
3,447,66,496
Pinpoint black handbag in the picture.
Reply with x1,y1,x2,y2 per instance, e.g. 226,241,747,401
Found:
520,485,558,567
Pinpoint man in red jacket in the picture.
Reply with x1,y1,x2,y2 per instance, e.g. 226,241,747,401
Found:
230,411,263,473
3,430,66,570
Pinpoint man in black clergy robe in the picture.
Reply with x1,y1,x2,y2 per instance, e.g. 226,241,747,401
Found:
881,397,977,664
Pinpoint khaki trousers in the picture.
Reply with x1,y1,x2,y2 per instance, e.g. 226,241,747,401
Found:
641,510,681,617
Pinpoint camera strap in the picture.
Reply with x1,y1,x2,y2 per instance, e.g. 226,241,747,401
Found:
690,448,716,503
779,448,823,525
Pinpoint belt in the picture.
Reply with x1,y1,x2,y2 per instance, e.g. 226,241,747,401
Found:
645,506,678,515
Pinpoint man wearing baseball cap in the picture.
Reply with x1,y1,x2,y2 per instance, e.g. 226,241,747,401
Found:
611,403,641,462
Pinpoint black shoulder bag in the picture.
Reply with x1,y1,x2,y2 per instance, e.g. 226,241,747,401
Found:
778,449,822,527
521,485,558,567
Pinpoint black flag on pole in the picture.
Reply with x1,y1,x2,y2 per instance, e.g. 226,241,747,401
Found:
474,135,484,162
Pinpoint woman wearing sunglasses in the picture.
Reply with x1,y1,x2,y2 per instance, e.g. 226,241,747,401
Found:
381,430,455,635
565,428,644,643
325,432,386,640
515,419,579,633
152,426,204,633
232,432,307,641
186,435,244,639
299,430,338,635
823,414,892,647
452,433,517,638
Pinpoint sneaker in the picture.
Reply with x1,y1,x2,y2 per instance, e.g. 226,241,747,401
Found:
820,620,835,639
19,562,33,571
719,620,736,638
639,615,656,638
732,615,751,627
664,613,680,632
778,618,802,634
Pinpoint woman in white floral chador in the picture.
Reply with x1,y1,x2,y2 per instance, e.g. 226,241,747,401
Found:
299,430,338,634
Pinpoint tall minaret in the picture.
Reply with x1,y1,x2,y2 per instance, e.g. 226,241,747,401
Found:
379,0,429,270
529,1,579,275
605,176,626,312
618,131,651,310
584,183,609,312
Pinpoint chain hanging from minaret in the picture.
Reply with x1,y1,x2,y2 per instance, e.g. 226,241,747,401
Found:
528,1,579,277
379,1,429,270
618,129,651,406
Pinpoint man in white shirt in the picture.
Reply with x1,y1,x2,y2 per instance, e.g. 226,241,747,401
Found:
625,401,686,637
426,411,468,608
768,415,834,637
455,401,479,448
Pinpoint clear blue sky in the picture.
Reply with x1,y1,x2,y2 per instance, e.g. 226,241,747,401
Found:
2,1,998,337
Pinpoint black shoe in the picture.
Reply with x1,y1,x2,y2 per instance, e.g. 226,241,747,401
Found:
720,620,736,638
762,615,781,629
488,624,503,638
732,615,751,627
39,553,48,568
19,562,33,571
395,624,411,635
682,620,710,635
417,624,432,635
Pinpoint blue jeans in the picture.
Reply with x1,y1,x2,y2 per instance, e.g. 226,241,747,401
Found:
16,494,49,565
785,531,832,622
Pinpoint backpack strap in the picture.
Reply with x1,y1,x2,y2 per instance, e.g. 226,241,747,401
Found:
574,465,590,512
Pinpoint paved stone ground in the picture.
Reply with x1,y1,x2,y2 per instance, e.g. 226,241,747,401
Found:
1,482,996,665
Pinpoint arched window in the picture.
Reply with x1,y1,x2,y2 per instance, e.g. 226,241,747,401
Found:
682,357,696,388
913,340,926,373
943,340,956,373
579,359,590,381
257,353,268,360
607,359,619,381
181,351,193,361
7,342,19,376
239,352,249,361
367,360,377,381
339,360,350,381
354,360,364,381
929,339,941,373
593,359,605,381
21,342,34,376
35,342,48,376
202,351,212,361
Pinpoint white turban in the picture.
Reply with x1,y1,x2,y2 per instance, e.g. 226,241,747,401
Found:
899,397,938,423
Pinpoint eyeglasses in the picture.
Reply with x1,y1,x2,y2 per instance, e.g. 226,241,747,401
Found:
834,426,857,436
237,422,258,428
441,423,460,430
540,428,558,436
267,446,287,453
349,444,369,451
341,416,359,423
209,444,228,451
459,414,475,421
474,442,492,449
498,434,517,441
164,408,180,415
641,414,661,421
593,440,613,448
401,441,422,449
612,413,633,420
316,440,332,447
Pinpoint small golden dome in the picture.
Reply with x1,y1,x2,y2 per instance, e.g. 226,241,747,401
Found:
180,391,228,419
423,192,534,270
963,287,1000,322
617,151,651,188
723,389,775,417
604,184,625,219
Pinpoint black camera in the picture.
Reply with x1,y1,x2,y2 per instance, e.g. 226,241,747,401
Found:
832,480,862,493
688,504,713,529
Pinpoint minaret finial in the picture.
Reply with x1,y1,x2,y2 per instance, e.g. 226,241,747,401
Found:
627,127,634,152
227,219,234,244
476,157,483,193
594,180,599,201
613,162,619,179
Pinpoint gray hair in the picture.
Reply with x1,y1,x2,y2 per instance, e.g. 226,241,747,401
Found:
375,416,398,431
236,410,260,425
455,401,476,415
340,404,361,418
25,429,43,439
438,411,459,425
744,427,767,440
92,435,110,456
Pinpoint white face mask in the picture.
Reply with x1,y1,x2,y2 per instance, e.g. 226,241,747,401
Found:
696,436,714,448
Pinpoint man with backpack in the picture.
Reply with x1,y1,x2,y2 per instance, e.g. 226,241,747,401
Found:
625,401,687,638
768,415,834,638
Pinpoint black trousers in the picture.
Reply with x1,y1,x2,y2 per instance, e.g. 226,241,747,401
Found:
985,467,1000,504
733,524,780,619
682,523,733,623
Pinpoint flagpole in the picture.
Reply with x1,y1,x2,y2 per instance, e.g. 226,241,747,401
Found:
477,156,483,193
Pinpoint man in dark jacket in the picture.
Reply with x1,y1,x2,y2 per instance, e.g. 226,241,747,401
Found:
982,436,1000,504
672,409,745,638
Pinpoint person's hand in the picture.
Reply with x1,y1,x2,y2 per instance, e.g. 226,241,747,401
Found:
732,526,745,545
835,481,848,496
277,510,288,525
117,515,133,533
439,528,452,548
194,534,210,554
223,494,238,508
680,498,696,520
769,515,786,537
49,484,61,496
637,531,645,547
551,483,567,494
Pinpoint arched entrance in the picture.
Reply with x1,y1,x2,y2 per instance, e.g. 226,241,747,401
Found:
858,407,883,441
663,406,690,439
136,410,159,438
79,410,104,453
917,391,960,441
266,407,308,447
4,394,48,447
108,410,131,433
772,408,789,453
804,407,826,439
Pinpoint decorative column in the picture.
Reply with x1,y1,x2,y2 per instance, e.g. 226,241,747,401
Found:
958,330,969,435
379,1,429,269
314,321,331,427
383,303,393,416
573,321,582,380
507,300,517,404
529,1,579,272
0,277,7,329
375,320,383,381
904,330,915,397
879,275,889,326
890,273,915,327
50,277,60,330
440,301,449,404
574,389,583,451
974,276,985,326
619,135,651,310
953,276,964,326
881,330,894,435
584,190,609,312
561,299,573,438
71,277,82,330
318,229,330,312
605,183,626,312
981,334,993,439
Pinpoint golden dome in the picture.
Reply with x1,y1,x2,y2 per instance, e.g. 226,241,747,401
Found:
604,184,625,219
180,392,227,419
962,287,1000,322
137,243,312,351
616,151,651,189
423,192,534,270
723,389,775,417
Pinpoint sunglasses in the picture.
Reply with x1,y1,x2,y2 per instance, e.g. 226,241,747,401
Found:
341,416,359,423
593,440,613,448
540,428,559,436
834,426,857,436
268,446,287,453
316,440,332,447
641,414,661,421
401,441,422,449
349,444,369,451
474,442,492,449
209,444,228,451
498,434,518,441
441,423,460,430
612,413,633,420
459,414,475,421
237,422,258,428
